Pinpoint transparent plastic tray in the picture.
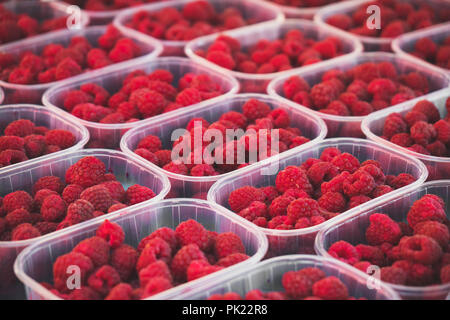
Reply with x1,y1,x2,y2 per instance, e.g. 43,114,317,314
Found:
172,254,401,300
314,0,450,52
0,148,170,300
362,89,450,181
185,19,363,93
121,93,327,197
208,138,428,256
113,0,285,56
43,57,239,149
0,87,4,105
0,0,90,45
0,25,163,104
315,180,450,300
392,22,450,75
0,104,89,173
267,52,450,138
14,199,268,300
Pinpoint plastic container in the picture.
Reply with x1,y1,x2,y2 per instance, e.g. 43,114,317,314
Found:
121,93,327,197
208,138,428,256
0,0,90,45
314,0,450,52
172,254,401,300
362,89,450,181
260,0,354,19
315,180,450,300
14,199,268,300
0,148,170,300
0,87,4,105
392,22,450,75
0,104,89,172
185,19,363,93
114,0,285,56
0,25,163,104
267,52,450,138
43,57,239,149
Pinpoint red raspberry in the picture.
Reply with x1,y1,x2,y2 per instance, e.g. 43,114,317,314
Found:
187,259,224,281
65,156,106,188
87,265,121,296
307,162,339,187
433,120,450,144
80,185,113,213
66,286,101,300
139,260,172,288
44,130,75,150
142,277,172,298
11,223,41,241
0,136,24,152
163,162,189,175
404,111,427,128
62,184,83,204
206,51,235,70
171,244,207,282
390,133,413,147
238,201,267,221
215,232,245,259
35,221,58,235
125,184,156,206
66,199,94,225
309,82,338,109
328,241,360,265
412,100,440,123
321,171,351,194
155,150,172,167
330,153,360,173
268,195,295,218
353,261,372,273
414,221,449,250
282,271,313,299
371,185,394,198
137,135,162,153
53,252,94,292
380,266,407,285
275,166,313,195
176,88,203,107
241,99,271,121
410,121,436,146
105,283,133,300
216,253,249,267
349,101,373,116
190,164,217,176
3,191,33,213
366,213,402,246
343,170,376,197
129,89,166,118
110,244,139,281
326,14,353,30
260,186,279,204
138,227,178,252
287,198,320,222
71,103,112,122
383,113,407,139
312,277,349,300
389,173,415,189
40,195,66,222
441,265,450,284
96,220,125,249
318,192,346,213
228,186,265,213
32,176,65,195
175,219,209,251
283,76,310,100
399,235,442,265
24,135,46,158
136,237,172,271
4,119,34,137
73,236,110,267
34,189,58,209
355,244,385,266
54,57,82,81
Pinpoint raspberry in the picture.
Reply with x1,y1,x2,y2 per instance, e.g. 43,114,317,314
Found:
66,199,94,225
399,235,442,265
105,283,133,300
390,133,413,147
4,119,34,137
433,120,450,144
33,189,57,209
330,153,360,173
73,236,110,268
239,201,268,221
3,191,33,213
71,103,112,122
383,113,407,139
190,164,217,176
241,99,272,122
187,260,224,281
228,186,265,213
268,195,295,218
215,232,245,259
32,176,65,195
326,14,353,30
343,170,376,197
282,271,313,299
44,130,75,149
23,135,46,158
80,186,113,213
35,221,58,235
67,287,101,300
275,166,313,195
0,136,24,152
287,198,320,222
389,173,415,189
96,220,125,249
283,76,310,100
412,100,440,123
328,241,360,265
380,266,407,285
318,192,346,213
309,82,337,109
307,162,339,187
356,244,385,266
125,185,156,206
206,51,235,70
11,223,41,241
65,156,106,188
366,213,402,246
410,121,436,146
87,265,121,296
129,89,166,118
171,244,207,282
62,184,83,204
321,171,351,194
371,185,393,198
441,265,450,284
136,237,172,271
216,253,249,267
110,244,138,281
142,277,172,298
53,252,94,292
353,261,372,273
40,195,66,222
407,196,446,228
138,227,178,252
137,135,162,153
413,221,449,249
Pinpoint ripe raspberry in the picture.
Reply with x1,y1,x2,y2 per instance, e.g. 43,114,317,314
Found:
136,237,172,271
399,235,442,265
33,189,58,209
390,133,413,147
125,184,156,206
129,89,166,118
268,195,295,218
23,134,46,158
80,185,113,213
137,135,162,153
87,265,121,296
187,259,224,282
3,191,33,213
11,223,41,241
228,186,265,213
66,199,94,225
44,130,75,149
139,260,172,288
171,244,207,282
410,121,436,146
163,162,189,175
53,252,94,292
65,156,106,188
275,166,313,195
105,283,133,300
441,265,450,284
35,221,58,235
312,276,349,300
380,266,407,285
366,213,402,246
321,171,351,194
342,170,376,197
330,153,360,173
215,232,245,259
283,76,310,100
62,184,83,204
407,195,446,228
307,162,339,187
282,271,313,299
328,241,360,265
413,221,449,249
353,261,372,273
242,99,271,121
155,150,172,167
238,201,267,221
309,82,337,109
142,276,172,298
371,185,394,198
67,287,101,300
175,88,202,107
138,227,178,252
206,51,235,70
383,113,407,139
412,100,440,123
110,244,138,281
4,119,34,137
287,198,320,222
216,253,249,267
41,195,67,222
32,176,65,195
318,192,346,213
0,136,24,152
355,244,385,266
96,220,125,249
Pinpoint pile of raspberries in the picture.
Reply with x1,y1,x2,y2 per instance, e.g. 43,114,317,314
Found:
325,0,450,38
0,156,157,241
133,98,310,177
408,36,450,70
195,31,346,73
0,25,142,85
227,147,416,230
64,0,162,11
62,69,224,125
209,267,364,300
0,4,68,45
281,61,431,117
0,119,76,168
124,0,263,42
327,194,450,287
44,219,250,300
382,97,450,157
266,0,344,9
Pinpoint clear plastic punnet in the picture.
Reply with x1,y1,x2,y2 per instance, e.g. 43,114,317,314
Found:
0,87,4,105
208,138,428,256
0,149,170,300
392,22,450,75
113,0,285,56
0,25,163,104
171,254,401,300
314,0,450,52
0,104,89,172
315,180,450,300
0,0,90,45
121,93,327,197
185,19,363,93
267,52,450,138
43,57,239,149
362,89,450,181
14,199,268,300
